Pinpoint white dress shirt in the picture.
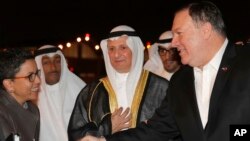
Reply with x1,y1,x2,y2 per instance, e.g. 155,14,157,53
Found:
194,39,228,128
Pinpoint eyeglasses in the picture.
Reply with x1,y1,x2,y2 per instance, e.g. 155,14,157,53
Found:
158,47,176,56
13,70,41,82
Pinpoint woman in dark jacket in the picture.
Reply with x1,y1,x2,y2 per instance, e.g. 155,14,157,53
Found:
0,48,41,141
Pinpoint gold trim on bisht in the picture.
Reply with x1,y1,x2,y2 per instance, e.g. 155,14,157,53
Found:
89,81,102,122
100,77,118,113
130,69,149,128
100,70,149,128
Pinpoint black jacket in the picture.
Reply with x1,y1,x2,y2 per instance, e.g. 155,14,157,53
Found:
0,89,40,141
105,43,250,141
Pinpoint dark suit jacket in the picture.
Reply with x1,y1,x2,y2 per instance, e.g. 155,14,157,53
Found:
106,43,250,141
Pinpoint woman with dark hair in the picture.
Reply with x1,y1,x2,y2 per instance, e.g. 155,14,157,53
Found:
0,48,41,141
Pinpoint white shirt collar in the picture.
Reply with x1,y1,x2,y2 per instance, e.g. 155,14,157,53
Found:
194,38,228,72
208,38,228,71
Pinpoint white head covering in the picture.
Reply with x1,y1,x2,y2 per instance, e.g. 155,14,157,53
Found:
144,31,173,80
35,45,86,141
100,25,145,107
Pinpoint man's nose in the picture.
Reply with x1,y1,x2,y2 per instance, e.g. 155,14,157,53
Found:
50,63,56,70
171,36,179,48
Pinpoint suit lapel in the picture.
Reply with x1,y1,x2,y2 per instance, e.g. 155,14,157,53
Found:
172,66,205,140
185,67,203,128
206,43,237,131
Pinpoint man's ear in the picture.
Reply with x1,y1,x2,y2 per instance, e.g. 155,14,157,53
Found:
3,79,14,93
202,22,212,39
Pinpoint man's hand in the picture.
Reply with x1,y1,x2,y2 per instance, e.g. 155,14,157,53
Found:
111,107,131,133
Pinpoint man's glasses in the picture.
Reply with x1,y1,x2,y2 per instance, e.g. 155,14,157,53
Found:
158,47,176,56
13,69,41,82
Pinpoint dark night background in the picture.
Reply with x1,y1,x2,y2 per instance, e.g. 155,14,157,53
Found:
1,0,250,48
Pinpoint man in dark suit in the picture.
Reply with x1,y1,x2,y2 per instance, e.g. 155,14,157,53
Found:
78,1,250,141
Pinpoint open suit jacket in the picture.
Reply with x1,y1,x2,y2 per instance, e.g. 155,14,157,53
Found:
106,42,250,141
